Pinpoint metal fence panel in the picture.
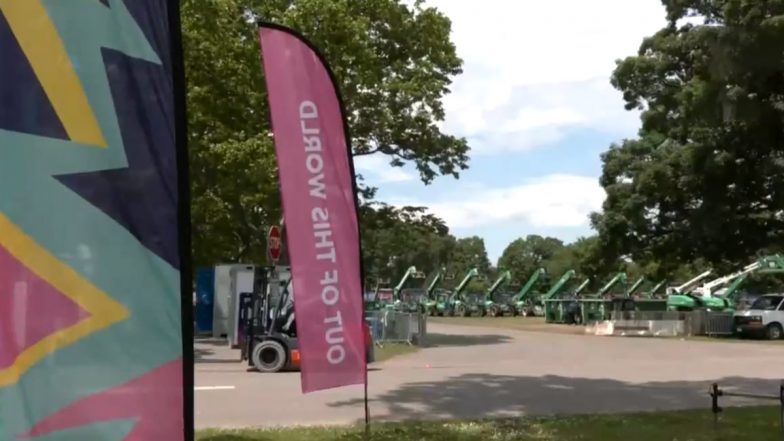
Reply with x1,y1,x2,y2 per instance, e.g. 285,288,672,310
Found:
364,310,426,345
704,311,735,336
607,310,736,337
609,310,687,322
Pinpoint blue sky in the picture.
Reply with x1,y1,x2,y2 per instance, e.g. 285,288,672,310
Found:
355,0,668,264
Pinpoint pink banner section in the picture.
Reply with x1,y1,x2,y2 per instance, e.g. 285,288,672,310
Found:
258,24,367,393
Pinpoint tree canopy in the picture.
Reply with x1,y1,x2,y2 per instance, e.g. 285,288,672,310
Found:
181,0,469,266
591,0,784,273
497,235,564,287
181,0,784,294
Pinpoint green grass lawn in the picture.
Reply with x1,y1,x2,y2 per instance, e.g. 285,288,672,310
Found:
430,316,547,327
373,343,420,362
685,335,784,345
429,316,582,334
431,316,784,344
197,406,782,441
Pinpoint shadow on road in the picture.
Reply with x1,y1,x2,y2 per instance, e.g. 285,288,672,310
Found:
195,346,242,364
195,337,230,346
328,373,780,423
424,333,512,347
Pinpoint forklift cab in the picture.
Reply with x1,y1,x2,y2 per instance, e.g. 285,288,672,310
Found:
241,266,374,373
240,266,299,373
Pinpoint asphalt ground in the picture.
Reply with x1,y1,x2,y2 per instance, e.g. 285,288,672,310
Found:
195,321,784,429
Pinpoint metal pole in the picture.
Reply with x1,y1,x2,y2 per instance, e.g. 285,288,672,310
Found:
710,383,722,434
779,381,783,440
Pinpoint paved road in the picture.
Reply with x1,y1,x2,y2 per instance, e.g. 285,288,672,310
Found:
195,322,784,429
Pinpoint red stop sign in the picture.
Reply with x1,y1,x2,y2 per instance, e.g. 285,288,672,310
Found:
267,225,282,263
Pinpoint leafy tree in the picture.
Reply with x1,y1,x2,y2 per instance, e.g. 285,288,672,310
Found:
360,203,455,285
448,236,492,278
497,235,564,287
181,0,469,265
551,236,614,289
591,0,784,271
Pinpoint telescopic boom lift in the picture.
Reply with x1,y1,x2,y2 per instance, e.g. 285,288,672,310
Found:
624,276,645,298
437,268,478,316
514,268,546,316
483,270,513,317
542,269,576,301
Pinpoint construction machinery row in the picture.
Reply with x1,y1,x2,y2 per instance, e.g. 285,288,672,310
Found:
366,265,588,318
366,254,784,325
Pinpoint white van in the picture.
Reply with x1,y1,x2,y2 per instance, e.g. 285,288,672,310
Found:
733,294,784,340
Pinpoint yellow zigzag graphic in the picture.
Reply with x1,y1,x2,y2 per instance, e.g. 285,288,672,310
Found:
0,0,107,147
0,214,128,387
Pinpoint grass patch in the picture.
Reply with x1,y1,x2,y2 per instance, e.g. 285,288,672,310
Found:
197,406,781,441
373,343,420,362
431,316,547,328
432,317,784,344
430,316,582,335
685,335,784,345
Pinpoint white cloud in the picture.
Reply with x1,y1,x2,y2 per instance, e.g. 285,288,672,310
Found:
389,174,606,229
422,0,667,153
354,154,416,183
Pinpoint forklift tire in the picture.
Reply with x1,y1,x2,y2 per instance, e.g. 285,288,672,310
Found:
455,305,467,317
488,306,499,317
766,323,783,340
251,340,287,373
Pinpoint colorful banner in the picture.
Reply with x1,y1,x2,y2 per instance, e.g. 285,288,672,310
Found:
0,1,190,440
258,23,367,393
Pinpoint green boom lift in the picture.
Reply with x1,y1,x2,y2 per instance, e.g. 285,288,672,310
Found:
646,280,667,298
573,278,591,296
579,272,627,322
592,272,628,298
544,270,577,301
512,268,547,317
365,277,395,312
460,273,491,317
387,266,418,311
419,268,445,316
612,276,671,313
395,268,427,313
483,270,514,317
436,268,478,317
668,255,784,311
625,277,646,297
542,272,586,323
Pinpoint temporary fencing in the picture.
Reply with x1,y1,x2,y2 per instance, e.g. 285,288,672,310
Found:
365,310,427,346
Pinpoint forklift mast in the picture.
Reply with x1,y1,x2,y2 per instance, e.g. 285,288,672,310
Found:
624,276,646,298
242,266,295,362
542,269,576,300
514,268,546,302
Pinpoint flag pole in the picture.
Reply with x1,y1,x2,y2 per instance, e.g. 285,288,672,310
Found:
257,21,370,431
